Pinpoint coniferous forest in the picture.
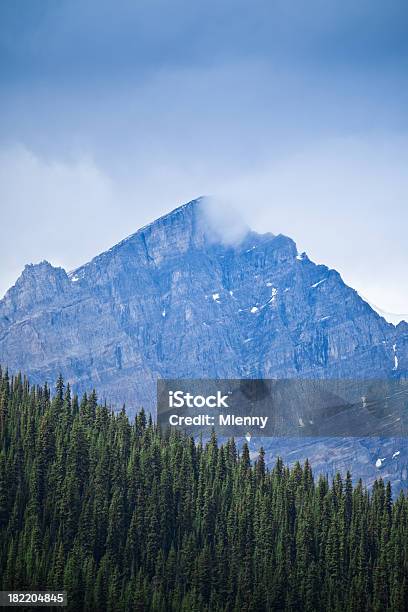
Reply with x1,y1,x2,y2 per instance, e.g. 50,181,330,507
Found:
0,368,408,611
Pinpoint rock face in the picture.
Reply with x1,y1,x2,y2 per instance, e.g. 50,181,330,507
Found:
1,198,407,487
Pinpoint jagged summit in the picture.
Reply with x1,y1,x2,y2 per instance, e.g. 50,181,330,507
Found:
71,197,204,263
24,259,54,271
2,260,70,315
15,260,65,284
68,197,293,283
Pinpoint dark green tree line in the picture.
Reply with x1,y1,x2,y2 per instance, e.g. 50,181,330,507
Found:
0,367,407,611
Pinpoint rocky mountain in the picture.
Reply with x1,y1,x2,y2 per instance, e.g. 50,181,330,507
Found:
1,198,407,487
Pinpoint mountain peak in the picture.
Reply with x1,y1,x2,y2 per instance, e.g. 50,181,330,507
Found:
0,198,407,489
120,197,204,245
1,260,69,317
22,260,58,275
16,260,68,288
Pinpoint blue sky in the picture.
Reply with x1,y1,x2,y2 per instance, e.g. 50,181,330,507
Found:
0,1,407,320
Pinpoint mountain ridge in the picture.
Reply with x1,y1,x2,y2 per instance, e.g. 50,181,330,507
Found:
5,198,404,328
1,198,405,393
0,197,407,488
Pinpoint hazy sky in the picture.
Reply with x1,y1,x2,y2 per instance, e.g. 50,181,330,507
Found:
0,1,407,321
